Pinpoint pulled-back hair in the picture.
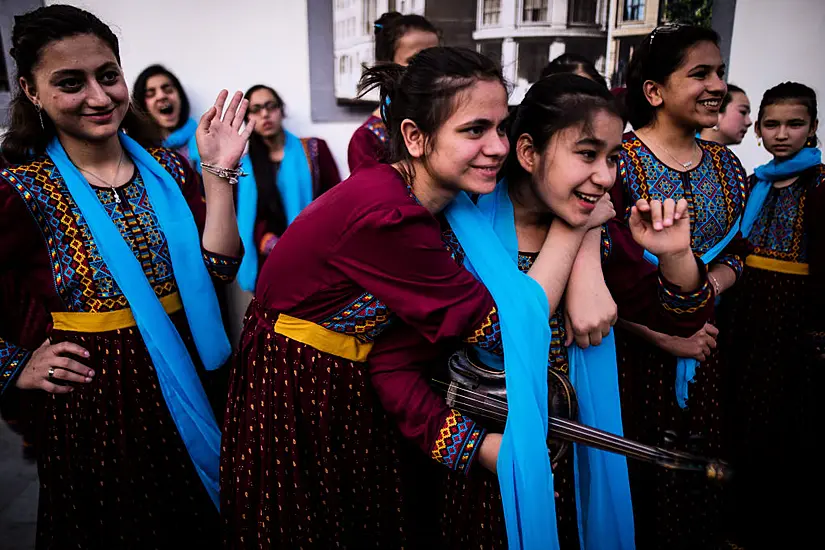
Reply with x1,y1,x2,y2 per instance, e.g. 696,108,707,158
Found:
374,12,439,63
132,64,191,130
505,73,623,181
721,83,746,113
358,46,506,166
2,4,159,163
625,24,720,129
541,53,606,88
757,81,818,127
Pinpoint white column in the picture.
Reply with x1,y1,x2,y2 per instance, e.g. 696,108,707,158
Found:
501,37,519,86
501,0,519,30
550,0,569,26
604,0,618,87
548,39,566,62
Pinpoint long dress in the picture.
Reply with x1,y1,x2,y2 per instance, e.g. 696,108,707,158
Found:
610,133,749,549
347,115,388,174
0,149,240,550
718,163,824,549
368,221,715,549
221,163,504,549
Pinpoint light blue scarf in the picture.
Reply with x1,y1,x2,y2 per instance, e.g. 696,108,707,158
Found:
741,147,822,238
473,181,634,550
642,218,740,409
236,130,313,292
445,191,556,550
162,117,199,161
46,133,230,508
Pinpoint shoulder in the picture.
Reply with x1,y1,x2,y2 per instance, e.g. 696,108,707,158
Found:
147,147,193,188
0,154,55,195
698,140,747,183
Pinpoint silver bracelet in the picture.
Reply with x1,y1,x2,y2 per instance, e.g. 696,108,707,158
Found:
200,162,247,185
708,273,721,296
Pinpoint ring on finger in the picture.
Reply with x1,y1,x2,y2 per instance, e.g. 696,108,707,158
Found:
48,367,55,379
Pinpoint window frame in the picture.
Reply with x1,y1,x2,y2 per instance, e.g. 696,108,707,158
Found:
520,0,550,25
621,0,646,22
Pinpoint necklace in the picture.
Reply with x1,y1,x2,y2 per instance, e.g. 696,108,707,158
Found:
78,149,125,204
638,130,698,170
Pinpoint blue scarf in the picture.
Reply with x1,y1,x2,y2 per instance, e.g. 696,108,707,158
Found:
236,130,313,292
473,181,634,550
162,118,199,160
642,218,740,409
46,134,230,508
741,147,822,238
445,191,556,550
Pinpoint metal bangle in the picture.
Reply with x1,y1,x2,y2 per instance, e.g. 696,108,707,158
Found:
200,162,248,185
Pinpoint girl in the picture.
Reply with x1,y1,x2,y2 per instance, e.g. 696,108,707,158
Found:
368,74,714,549
541,52,607,87
699,83,753,145
0,5,250,548
720,82,823,549
234,84,340,292
346,11,439,173
611,24,749,549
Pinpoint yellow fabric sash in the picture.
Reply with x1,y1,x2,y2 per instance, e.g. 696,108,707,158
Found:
746,255,809,275
273,314,372,362
51,293,183,333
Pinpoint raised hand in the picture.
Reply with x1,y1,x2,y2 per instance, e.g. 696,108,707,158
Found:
629,198,692,258
196,90,256,170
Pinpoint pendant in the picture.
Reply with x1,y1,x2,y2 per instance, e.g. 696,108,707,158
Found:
113,189,121,204
682,161,693,168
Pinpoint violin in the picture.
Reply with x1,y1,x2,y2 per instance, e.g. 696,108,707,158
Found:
432,349,729,480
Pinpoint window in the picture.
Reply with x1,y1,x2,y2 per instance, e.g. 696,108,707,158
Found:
0,30,9,93
362,0,377,35
569,0,598,25
482,0,501,26
623,0,645,21
518,41,551,84
522,0,549,23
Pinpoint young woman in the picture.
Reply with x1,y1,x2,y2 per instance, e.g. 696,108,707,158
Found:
235,84,340,291
346,11,439,173
367,74,714,549
611,25,749,549
541,52,607,87
0,5,250,548
133,64,200,165
719,82,823,549
699,83,752,145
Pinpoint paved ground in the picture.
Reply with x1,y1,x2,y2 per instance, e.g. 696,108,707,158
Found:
0,422,37,550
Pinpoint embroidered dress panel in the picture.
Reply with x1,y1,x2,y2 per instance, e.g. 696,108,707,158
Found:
748,178,809,263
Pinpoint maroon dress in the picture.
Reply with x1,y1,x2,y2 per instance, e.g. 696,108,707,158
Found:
368,222,714,549
0,150,240,550
221,164,502,549
611,133,749,550
718,164,825,549
347,115,388,174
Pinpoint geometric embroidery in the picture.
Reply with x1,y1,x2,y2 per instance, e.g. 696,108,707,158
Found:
0,342,30,395
619,134,748,258
318,291,393,343
366,116,388,145
431,409,484,474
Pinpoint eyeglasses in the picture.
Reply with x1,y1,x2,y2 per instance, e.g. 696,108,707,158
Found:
248,101,281,114
647,24,685,47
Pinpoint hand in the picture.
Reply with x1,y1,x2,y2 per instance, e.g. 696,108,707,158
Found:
629,198,692,258
478,432,502,474
196,90,256,170
15,340,94,394
657,323,718,361
586,194,616,229
564,275,617,348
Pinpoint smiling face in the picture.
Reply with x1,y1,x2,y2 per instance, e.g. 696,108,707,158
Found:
518,109,624,227
757,101,819,160
648,41,727,130
20,33,129,144
143,73,182,131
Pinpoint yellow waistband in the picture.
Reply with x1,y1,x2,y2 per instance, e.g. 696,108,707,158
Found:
51,293,184,333
746,255,810,275
273,314,373,363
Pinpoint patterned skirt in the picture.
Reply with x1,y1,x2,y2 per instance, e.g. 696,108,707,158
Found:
33,311,220,550
221,299,435,549
438,450,581,549
616,326,728,550
718,268,821,549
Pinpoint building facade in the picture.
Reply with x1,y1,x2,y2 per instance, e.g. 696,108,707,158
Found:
604,0,663,87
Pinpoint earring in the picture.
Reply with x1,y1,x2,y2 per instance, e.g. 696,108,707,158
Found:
757,138,762,147
34,103,45,130
712,124,720,132
805,136,817,148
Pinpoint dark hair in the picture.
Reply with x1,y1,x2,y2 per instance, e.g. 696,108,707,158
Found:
374,12,439,63
132,64,191,130
505,73,623,181
541,53,606,88
243,84,288,237
358,46,506,168
625,24,720,129
757,81,818,127
721,83,746,113
1,4,160,164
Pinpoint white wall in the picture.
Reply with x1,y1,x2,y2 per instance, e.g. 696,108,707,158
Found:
727,0,825,173
48,0,361,178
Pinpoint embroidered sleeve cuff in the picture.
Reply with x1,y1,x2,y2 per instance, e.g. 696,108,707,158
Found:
463,306,503,355
258,232,279,256
715,254,745,280
202,248,241,283
658,261,713,315
1,343,30,397
600,224,612,266
431,409,486,476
